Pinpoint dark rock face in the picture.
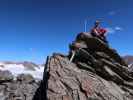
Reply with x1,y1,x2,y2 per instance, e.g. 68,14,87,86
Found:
0,72,39,100
33,32,133,100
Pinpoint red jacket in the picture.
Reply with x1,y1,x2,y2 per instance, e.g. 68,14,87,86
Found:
91,27,107,37
98,28,107,36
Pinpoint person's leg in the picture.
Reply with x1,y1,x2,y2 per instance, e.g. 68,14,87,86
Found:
97,36,108,44
103,36,108,44
91,32,97,37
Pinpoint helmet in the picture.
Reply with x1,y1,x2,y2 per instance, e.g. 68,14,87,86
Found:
95,20,100,25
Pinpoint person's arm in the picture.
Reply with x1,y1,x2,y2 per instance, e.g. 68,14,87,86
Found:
93,29,99,36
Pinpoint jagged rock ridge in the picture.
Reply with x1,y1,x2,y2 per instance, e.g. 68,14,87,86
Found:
33,32,133,100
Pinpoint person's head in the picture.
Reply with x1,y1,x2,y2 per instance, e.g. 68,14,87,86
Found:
94,20,100,27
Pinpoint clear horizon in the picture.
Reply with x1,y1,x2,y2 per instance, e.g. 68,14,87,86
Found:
0,0,132,64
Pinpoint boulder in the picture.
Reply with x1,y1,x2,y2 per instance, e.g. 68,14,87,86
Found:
0,70,13,83
17,74,35,83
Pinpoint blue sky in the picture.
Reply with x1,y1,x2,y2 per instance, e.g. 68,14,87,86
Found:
0,0,132,64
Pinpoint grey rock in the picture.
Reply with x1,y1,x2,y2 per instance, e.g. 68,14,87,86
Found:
33,33,133,100
0,80,39,100
0,70,39,100
0,79,39,100
0,70,13,82
34,54,132,100
17,74,35,83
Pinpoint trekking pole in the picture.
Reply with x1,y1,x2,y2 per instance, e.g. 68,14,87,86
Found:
84,17,91,32
84,19,87,32
69,50,76,63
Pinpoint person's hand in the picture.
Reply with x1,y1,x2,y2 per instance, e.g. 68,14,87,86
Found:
104,32,108,36
94,29,99,36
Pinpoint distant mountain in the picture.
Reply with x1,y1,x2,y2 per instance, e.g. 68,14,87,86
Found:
123,55,133,65
0,61,44,79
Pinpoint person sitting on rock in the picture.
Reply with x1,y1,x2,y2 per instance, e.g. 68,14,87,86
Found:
90,20,108,43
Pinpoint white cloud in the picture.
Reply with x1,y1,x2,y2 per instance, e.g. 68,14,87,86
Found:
115,26,123,31
106,26,123,34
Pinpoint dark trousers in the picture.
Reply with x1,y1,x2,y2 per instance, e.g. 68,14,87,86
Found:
91,33,108,44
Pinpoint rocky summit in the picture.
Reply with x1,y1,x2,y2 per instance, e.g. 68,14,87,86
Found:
33,32,133,100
